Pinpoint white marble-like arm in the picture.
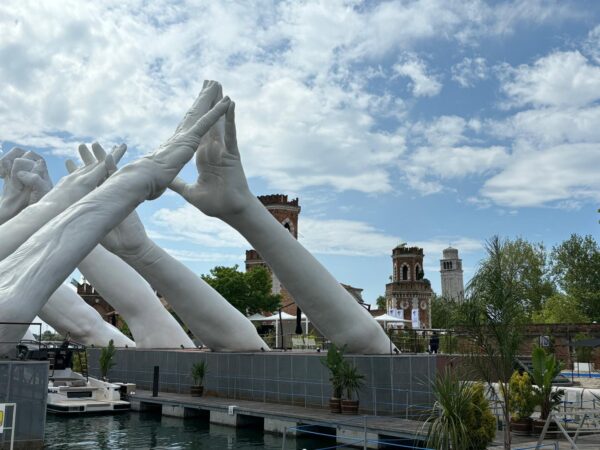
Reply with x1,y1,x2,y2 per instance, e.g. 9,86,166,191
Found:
170,102,394,354
78,245,195,348
0,153,134,348
0,84,229,355
40,285,135,347
101,211,268,352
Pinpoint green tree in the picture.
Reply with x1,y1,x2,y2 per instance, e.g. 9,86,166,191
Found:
375,295,387,310
550,234,600,321
202,265,281,315
500,237,555,315
460,236,528,450
431,294,459,329
532,293,589,324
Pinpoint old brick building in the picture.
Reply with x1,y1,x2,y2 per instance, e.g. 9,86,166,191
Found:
73,278,121,327
385,245,433,328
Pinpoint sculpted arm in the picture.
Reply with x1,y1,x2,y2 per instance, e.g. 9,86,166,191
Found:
40,285,135,347
170,103,395,354
0,153,134,347
102,211,268,351
78,245,195,348
0,83,229,354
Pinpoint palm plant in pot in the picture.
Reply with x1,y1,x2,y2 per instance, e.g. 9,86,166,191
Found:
530,346,564,435
321,344,345,413
190,361,207,397
508,369,535,435
339,360,365,415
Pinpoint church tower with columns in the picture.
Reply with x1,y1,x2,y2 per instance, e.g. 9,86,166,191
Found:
440,247,464,302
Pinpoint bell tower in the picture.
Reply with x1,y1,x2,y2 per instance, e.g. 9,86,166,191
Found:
440,247,464,301
385,245,433,328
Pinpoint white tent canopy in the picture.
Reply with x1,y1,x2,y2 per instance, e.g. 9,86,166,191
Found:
374,313,411,323
248,311,309,348
249,312,297,321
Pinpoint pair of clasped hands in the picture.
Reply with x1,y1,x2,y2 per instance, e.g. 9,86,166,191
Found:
0,81,251,239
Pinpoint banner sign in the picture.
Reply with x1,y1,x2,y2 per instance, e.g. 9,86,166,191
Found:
411,309,420,329
0,403,5,433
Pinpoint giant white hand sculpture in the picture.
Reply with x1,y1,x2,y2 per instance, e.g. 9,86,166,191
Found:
102,210,269,351
0,148,191,348
0,81,229,355
170,102,395,354
0,152,134,347
40,285,135,347
0,143,127,261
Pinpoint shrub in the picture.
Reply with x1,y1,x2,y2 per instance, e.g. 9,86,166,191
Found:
509,370,534,420
191,361,207,386
99,339,116,379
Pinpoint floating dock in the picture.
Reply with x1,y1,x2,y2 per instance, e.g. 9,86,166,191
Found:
130,389,427,448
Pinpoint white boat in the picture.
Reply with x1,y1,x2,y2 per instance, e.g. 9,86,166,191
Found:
47,367,131,414
18,339,132,414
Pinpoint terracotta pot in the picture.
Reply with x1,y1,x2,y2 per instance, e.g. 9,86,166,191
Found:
329,397,341,413
532,418,557,436
510,417,532,436
341,399,359,415
190,385,204,397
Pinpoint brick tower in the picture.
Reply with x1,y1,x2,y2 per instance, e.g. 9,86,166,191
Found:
245,194,301,314
385,245,433,328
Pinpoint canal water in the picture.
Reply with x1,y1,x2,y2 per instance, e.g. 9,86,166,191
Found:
45,412,335,449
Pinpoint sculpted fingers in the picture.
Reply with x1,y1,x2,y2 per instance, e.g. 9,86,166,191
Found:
65,159,78,174
110,144,127,165
168,176,191,200
224,101,239,157
78,144,95,166
91,142,107,162
175,81,223,134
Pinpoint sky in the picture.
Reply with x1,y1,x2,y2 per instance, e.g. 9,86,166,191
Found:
1,0,599,307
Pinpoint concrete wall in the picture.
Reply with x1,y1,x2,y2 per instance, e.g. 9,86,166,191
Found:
88,350,436,416
0,361,48,449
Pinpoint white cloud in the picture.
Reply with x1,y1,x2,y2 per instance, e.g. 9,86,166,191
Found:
151,204,248,248
162,248,244,263
402,115,509,194
150,202,484,260
1,0,573,196
501,51,600,108
452,57,488,87
481,143,600,207
393,54,442,97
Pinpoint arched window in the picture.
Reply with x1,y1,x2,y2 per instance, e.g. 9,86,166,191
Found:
402,265,409,280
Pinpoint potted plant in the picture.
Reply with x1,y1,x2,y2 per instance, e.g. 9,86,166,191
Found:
530,346,565,435
424,370,495,450
339,360,365,415
99,339,116,381
321,344,345,413
190,361,207,397
508,369,535,435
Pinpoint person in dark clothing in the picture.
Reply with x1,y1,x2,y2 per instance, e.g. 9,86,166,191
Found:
429,331,439,354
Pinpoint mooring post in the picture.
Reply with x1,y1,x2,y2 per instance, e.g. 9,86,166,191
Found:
152,365,159,397
363,415,367,450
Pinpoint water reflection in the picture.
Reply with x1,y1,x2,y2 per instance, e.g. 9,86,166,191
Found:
45,411,333,449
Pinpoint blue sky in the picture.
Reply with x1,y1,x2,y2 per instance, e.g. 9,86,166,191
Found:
1,0,599,306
